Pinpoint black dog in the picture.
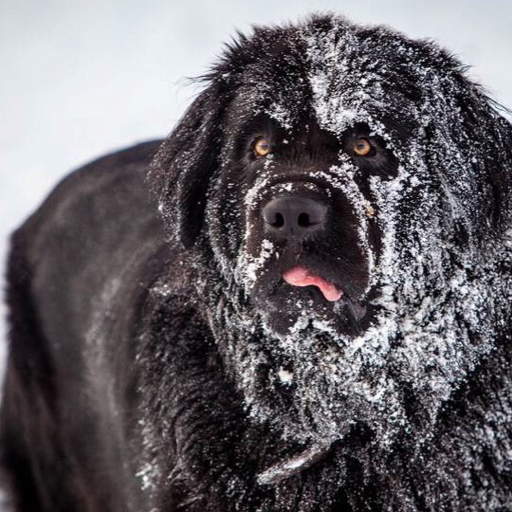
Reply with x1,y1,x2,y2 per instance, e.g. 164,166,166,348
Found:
2,14,512,512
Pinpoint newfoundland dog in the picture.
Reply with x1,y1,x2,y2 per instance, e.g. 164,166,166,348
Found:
2,14,512,512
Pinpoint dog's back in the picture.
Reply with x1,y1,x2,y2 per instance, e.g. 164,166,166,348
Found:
0,140,166,511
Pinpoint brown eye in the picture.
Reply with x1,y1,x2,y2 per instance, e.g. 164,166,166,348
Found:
354,138,372,156
254,138,271,157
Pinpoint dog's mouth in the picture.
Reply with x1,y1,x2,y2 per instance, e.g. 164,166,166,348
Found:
282,265,343,302
242,252,372,335
282,264,369,325
243,228,373,327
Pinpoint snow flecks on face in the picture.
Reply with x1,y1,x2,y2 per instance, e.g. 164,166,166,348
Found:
195,19,512,449
267,102,294,131
304,26,390,139
242,238,275,287
326,162,375,295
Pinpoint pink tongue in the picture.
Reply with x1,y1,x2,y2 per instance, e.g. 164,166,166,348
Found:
283,266,343,302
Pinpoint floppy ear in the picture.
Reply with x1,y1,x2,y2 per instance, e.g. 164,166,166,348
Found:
475,104,512,233
150,84,227,248
423,67,512,236
452,74,512,225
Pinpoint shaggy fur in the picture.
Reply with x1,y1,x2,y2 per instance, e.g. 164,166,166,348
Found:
2,14,512,512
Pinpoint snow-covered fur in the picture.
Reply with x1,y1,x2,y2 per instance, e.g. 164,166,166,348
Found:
2,14,512,512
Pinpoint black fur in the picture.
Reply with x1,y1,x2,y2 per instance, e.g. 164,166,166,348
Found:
3,14,512,511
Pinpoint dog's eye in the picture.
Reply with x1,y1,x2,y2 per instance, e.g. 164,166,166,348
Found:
254,138,271,157
354,138,372,156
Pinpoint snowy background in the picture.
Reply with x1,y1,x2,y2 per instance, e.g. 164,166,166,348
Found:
1,0,511,392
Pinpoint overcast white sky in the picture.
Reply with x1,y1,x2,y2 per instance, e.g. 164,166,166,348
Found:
1,0,511,368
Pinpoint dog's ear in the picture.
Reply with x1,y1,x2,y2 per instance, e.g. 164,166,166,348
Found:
423,65,512,236
150,83,227,248
471,100,512,233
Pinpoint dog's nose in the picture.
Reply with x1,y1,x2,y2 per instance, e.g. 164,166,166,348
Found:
262,195,328,240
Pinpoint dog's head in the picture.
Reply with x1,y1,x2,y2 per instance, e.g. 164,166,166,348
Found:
151,15,512,443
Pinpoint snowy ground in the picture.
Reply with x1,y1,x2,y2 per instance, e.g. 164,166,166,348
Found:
0,2,511,506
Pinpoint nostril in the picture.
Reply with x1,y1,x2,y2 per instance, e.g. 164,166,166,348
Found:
298,212,310,228
273,212,285,228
